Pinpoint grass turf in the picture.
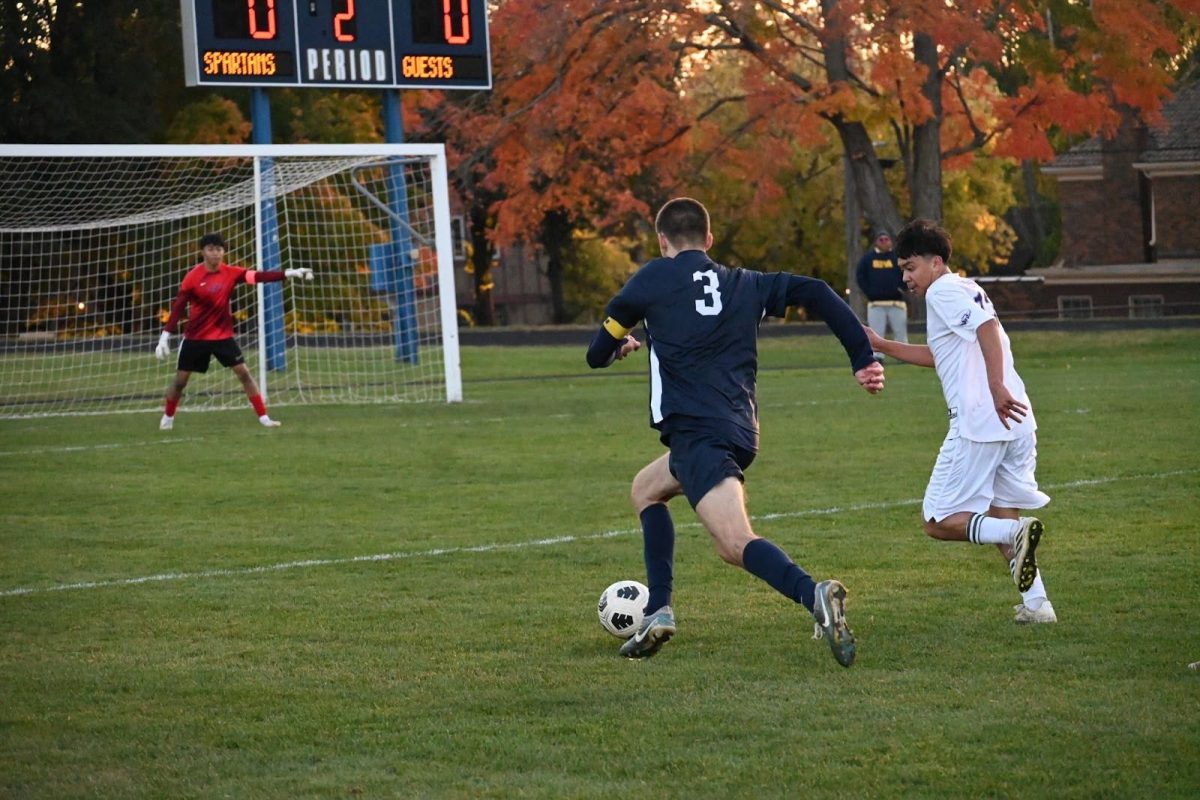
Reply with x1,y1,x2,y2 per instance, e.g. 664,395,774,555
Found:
1,328,1197,798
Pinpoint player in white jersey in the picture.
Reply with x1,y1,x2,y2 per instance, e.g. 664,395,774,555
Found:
866,218,1056,624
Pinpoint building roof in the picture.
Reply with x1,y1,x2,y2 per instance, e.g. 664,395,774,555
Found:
1047,81,1200,170
1027,259,1200,283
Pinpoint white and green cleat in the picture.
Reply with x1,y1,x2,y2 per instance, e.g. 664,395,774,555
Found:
812,579,856,668
1010,517,1043,592
619,606,676,659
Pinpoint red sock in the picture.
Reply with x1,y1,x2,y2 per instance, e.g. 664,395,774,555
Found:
249,394,267,417
165,397,179,417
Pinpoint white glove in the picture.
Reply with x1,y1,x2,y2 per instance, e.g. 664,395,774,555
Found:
284,267,314,281
155,331,171,361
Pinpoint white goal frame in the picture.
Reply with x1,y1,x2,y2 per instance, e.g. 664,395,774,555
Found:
0,143,462,418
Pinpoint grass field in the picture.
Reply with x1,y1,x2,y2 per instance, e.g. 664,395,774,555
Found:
1,328,1198,798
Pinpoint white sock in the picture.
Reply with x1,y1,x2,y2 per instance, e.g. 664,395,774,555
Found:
967,513,1019,545
1021,570,1048,609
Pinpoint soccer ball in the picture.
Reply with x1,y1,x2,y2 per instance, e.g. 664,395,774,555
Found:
597,580,648,638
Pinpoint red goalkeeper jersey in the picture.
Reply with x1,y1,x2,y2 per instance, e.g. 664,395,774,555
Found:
164,263,283,340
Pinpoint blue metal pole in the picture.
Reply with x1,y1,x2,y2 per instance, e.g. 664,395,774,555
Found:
251,88,287,371
383,90,418,363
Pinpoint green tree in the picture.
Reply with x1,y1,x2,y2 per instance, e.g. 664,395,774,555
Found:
1,0,189,142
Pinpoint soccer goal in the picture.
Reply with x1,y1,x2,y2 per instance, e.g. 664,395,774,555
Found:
0,144,462,418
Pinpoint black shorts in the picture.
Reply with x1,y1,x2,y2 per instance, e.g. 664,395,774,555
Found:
177,338,245,373
662,417,757,508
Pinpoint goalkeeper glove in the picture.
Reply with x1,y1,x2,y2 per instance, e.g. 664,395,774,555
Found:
155,331,171,361
284,267,314,281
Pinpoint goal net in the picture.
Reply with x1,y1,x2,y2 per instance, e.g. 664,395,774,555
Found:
0,144,462,418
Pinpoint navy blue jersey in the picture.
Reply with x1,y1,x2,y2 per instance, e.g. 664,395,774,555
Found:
598,249,874,444
855,247,904,302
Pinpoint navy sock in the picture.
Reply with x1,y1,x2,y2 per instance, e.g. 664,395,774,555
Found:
742,537,817,612
640,504,675,614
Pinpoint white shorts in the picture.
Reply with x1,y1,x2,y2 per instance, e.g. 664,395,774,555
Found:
923,432,1050,522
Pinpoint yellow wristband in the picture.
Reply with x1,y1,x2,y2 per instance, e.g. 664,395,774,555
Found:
602,317,631,339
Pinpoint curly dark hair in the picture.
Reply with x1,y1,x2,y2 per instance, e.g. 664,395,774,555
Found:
895,219,951,263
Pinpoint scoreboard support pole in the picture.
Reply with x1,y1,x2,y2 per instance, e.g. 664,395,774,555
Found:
383,90,419,364
251,88,289,374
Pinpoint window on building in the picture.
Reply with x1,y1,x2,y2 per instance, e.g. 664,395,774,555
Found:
450,215,467,261
1128,294,1165,319
1058,295,1093,320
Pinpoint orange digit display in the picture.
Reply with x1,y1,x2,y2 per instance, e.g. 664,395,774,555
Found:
247,0,276,40
334,0,356,43
184,0,491,89
442,0,469,45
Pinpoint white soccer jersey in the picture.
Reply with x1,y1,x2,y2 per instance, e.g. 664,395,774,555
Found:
926,273,1035,442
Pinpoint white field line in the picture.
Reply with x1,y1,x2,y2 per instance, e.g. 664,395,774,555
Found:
1,468,1195,599
0,437,205,457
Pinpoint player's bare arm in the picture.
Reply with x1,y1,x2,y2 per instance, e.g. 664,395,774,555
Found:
864,325,935,367
977,319,1027,429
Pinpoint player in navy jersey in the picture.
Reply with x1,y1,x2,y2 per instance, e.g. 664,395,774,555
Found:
586,198,885,666
155,233,311,430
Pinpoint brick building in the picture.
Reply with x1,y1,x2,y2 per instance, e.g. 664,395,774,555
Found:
1038,81,1200,319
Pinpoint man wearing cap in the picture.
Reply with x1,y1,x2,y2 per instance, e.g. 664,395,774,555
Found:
855,230,908,360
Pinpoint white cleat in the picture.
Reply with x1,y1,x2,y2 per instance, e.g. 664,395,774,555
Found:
159,415,174,431
1013,601,1057,624
259,415,282,428
1009,517,1043,592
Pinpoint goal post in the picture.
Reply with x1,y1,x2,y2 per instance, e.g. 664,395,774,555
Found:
0,143,462,418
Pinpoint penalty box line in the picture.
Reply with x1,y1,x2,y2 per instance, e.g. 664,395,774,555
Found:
1,468,1194,599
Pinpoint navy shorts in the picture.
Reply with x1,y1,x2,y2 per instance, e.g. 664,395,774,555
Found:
177,338,245,373
662,418,757,508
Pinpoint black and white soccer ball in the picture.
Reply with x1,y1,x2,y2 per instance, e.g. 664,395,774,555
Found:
597,579,648,639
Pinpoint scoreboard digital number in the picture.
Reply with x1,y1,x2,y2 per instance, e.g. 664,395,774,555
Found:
181,0,491,89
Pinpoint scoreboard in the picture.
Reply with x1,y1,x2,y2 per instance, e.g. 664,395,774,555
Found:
181,0,491,89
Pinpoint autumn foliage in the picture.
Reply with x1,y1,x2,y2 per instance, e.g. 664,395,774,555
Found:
417,0,693,249
5,0,1197,309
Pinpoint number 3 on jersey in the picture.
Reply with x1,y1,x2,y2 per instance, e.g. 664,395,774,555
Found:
693,270,723,316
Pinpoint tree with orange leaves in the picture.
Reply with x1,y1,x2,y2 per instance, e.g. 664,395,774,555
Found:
668,0,1199,245
414,0,698,322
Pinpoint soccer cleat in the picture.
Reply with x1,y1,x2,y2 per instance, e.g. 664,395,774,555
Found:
258,415,282,428
811,579,856,667
619,605,676,659
159,415,174,431
1013,601,1057,624
1009,517,1043,592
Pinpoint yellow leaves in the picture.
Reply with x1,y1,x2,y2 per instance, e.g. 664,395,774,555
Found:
165,97,251,145
288,92,383,144
942,166,1017,274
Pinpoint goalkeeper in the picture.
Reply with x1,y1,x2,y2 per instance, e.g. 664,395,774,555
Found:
155,233,312,430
